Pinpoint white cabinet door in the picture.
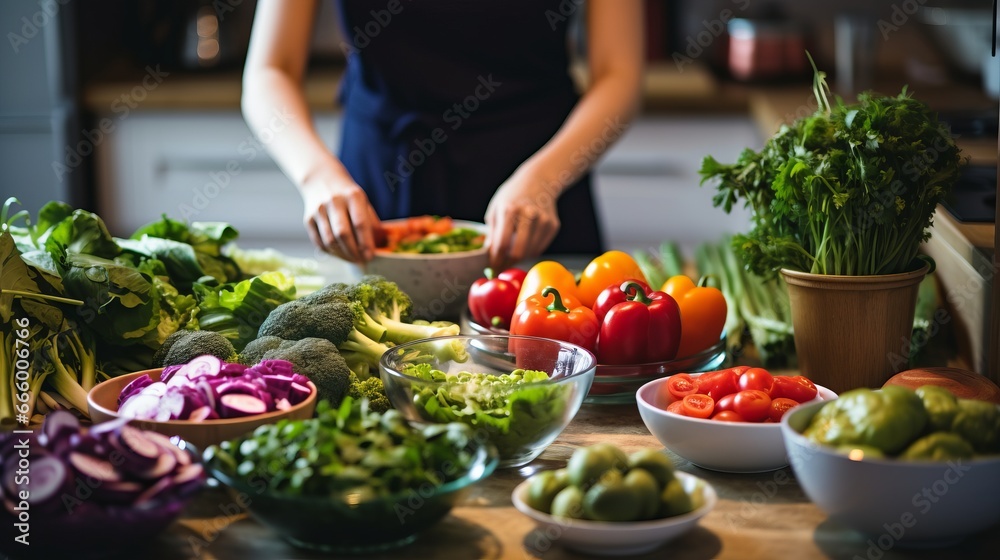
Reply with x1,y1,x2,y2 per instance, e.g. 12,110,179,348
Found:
593,116,761,253
96,111,340,245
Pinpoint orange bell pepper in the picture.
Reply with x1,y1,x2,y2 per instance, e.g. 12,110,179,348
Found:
577,250,648,309
661,275,727,358
516,261,579,304
509,287,598,353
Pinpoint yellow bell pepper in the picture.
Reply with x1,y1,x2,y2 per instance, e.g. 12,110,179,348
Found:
516,261,579,304
577,250,648,309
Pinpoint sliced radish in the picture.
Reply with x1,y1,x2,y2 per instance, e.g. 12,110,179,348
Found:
117,374,154,407
219,394,268,418
118,425,162,462
93,480,144,505
188,406,213,422
288,382,312,405
133,451,177,480
220,362,248,376
262,375,294,400
185,355,223,377
134,476,174,506
26,455,69,511
173,464,204,487
118,393,162,421
215,380,264,398
68,452,121,483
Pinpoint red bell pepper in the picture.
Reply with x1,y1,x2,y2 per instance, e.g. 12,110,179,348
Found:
497,268,526,291
467,268,523,329
592,278,651,324
597,281,681,365
509,287,598,353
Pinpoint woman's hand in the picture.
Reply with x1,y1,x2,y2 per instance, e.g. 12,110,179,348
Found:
485,168,561,270
301,171,380,263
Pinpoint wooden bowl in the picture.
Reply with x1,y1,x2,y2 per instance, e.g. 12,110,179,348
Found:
87,368,317,450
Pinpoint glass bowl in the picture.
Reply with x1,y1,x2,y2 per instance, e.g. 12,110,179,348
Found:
380,335,597,467
205,424,498,554
461,309,727,404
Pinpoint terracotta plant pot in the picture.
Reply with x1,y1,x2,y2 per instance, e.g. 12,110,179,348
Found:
780,264,930,394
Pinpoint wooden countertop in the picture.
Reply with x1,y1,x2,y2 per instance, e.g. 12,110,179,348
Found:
145,402,1000,559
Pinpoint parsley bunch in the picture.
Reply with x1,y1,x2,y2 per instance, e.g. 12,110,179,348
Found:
700,65,963,277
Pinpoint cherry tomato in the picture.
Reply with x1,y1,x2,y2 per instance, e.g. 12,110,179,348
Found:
712,410,745,422
733,389,772,422
770,375,818,403
769,397,800,422
738,367,774,394
666,399,687,416
695,369,739,401
729,366,751,377
681,394,715,419
664,374,698,402
715,393,736,413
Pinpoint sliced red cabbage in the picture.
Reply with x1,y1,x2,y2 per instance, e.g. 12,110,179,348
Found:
117,375,155,407
219,394,268,418
288,382,312,405
68,452,121,483
185,355,223,377
159,364,184,384
220,362,248,376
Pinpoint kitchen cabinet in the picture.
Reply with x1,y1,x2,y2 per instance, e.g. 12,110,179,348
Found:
95,111,759,254
95,111,341,247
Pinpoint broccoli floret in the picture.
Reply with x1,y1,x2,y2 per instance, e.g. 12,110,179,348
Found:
352,275,461,344
259,296,394,371
257,300,354,343
156,330,238,367
262,337,351,405
239,335,285,366
347,372,391,413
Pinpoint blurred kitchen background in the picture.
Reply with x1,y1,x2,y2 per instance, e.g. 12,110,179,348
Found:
1,0,997,373
1,0,996,250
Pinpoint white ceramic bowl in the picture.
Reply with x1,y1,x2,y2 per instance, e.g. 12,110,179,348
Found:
361,219,488,320
511,471,716,556
636,373,837,473
781,399,1000,546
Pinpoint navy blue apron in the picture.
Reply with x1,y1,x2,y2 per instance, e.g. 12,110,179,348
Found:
335,0,604,255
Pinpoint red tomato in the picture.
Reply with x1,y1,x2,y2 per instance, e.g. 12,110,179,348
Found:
771,376,818,403
729,366,752,377
681,394,715,419
715,393,736,413
769,397,800,422
666,399,687,416
738,367,774,394
733,389,772,422
712,410,745,422
664,374,698,402
695,369,739,401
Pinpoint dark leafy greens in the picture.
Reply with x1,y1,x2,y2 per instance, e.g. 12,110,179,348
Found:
205,398,481,497
0,198,296,425
700,63,963,276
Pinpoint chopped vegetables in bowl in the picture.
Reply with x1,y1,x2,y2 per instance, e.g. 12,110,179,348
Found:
203,398,498,553
380,335,596,467
375,215,485,254
0,412,205,560
86,357,318,451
